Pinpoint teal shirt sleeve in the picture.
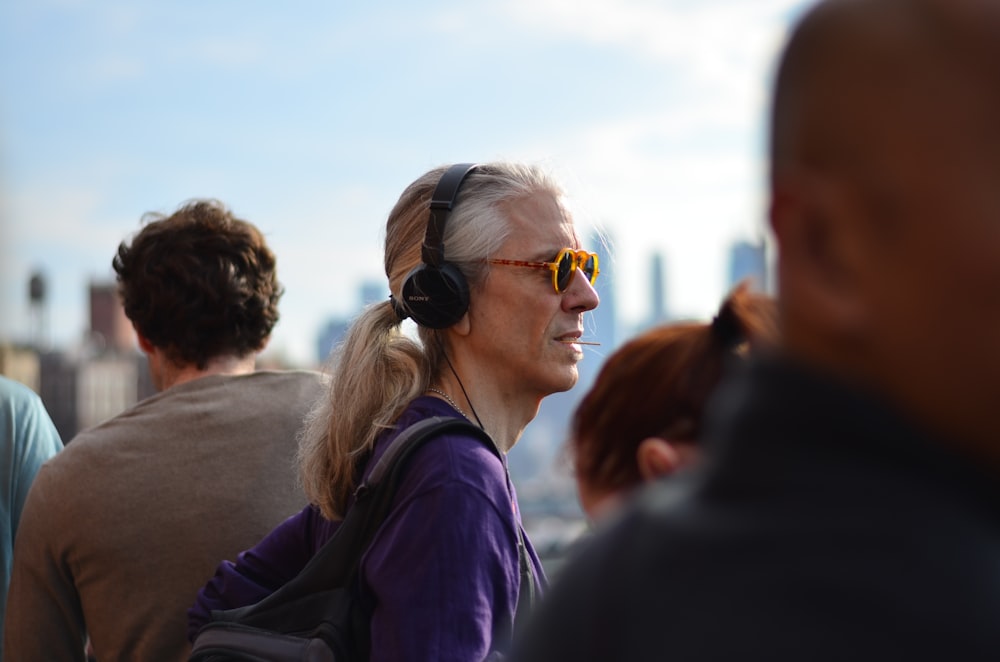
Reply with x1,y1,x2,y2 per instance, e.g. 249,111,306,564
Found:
0,376,63,657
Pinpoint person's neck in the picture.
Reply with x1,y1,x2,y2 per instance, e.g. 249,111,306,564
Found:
432,364,540,454
158,354,257,392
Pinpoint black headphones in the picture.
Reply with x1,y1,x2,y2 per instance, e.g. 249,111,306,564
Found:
400,163,480,329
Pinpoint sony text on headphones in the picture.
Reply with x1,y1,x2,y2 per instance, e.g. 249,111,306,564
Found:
400,163,480,329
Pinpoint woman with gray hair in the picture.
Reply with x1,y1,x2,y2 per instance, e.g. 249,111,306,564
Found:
189,162,601,661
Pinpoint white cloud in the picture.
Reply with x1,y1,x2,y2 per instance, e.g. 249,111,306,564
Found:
503,0,795,122
504,0,798,58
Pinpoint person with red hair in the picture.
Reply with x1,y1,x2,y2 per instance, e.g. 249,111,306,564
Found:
569,282,776,520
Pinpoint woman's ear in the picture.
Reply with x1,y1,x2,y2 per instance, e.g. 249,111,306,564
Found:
636,438,690,481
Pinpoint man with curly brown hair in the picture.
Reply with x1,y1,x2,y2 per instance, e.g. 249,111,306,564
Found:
5,200,324,662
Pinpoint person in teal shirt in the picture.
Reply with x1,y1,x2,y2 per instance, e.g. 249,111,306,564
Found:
0,375,62,657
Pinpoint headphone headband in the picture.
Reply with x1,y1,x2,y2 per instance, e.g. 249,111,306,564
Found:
401,162,480,329
422,163,479,267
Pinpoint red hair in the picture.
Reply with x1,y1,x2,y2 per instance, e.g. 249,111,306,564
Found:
570,282,777,496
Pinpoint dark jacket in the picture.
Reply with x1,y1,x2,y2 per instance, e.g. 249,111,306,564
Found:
513,356,1000,661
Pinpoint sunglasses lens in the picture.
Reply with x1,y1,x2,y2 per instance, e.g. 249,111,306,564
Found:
582,254,597,284
556,251,575,292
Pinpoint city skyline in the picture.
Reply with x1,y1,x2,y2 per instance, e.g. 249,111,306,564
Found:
9,233,767,370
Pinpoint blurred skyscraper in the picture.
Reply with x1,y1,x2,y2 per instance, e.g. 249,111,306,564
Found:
315,279,385,365
32,280,153,441
316,319,350,366
0,345,41,393
360,281,383,309
649,252,669,325
728,237,768,291
27,271,48,350
88,283,134,353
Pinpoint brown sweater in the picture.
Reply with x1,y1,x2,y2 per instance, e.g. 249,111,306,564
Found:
4,370,324,662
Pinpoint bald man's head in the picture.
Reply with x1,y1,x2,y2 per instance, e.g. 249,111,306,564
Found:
768,0,1000,465
771,0,1000,183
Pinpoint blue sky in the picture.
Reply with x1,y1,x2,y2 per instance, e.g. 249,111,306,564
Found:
0,0,809,366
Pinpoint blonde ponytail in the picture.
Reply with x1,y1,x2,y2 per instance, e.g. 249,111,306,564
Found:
298,300,431,519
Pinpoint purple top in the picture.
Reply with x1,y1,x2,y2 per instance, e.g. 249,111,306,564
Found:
189,396,546,661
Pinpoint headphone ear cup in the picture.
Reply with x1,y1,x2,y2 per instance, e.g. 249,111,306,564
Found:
401,262,470,329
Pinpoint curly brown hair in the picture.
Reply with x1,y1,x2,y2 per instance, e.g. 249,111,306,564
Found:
112,199,283,369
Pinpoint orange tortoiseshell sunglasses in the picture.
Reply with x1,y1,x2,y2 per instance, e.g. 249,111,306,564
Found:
489,248,600,294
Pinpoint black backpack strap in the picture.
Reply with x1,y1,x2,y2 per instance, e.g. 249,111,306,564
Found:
362,416,490,497
351,416,495,557
217,416,488,618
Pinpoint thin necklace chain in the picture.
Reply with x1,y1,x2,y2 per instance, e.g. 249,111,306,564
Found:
427,387,470,420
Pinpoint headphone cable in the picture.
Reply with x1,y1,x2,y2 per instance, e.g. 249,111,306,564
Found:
442,349,485,431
